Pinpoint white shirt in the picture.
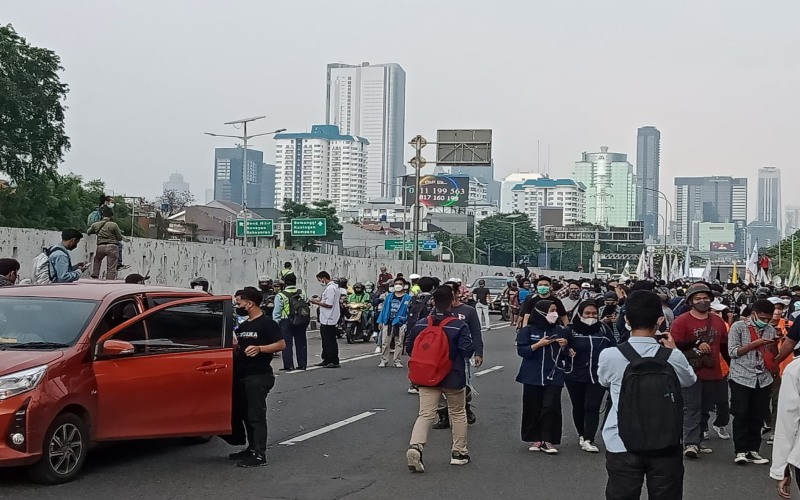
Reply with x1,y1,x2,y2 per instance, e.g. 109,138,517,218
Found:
319,281,341,325
771,357,800,479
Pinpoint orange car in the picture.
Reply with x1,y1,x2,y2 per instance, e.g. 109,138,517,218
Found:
0,282,234,483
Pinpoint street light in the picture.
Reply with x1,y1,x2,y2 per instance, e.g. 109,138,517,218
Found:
377,178,414,259
498,213,525,265
205,117,285,245
642,187,672,249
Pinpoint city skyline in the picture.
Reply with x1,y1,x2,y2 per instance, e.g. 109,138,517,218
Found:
635,126,661,241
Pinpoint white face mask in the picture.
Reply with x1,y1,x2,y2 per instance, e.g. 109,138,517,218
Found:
581,317,598,326
545,311,559,324
108,202,115,208
393,284,404,292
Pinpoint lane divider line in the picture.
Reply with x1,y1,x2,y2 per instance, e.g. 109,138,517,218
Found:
474,365,504,377
279,411,377,446
286,353,381,374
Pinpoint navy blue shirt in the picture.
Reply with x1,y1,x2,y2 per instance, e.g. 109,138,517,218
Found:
406,312,474,389
515,324,572,387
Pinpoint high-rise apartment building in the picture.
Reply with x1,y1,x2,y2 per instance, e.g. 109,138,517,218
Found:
635,126,661,241
673,176,747,250
500,173,545,213
757,166,781,235
326,62,406,200
213,147,275,208
786,206,800,236
274,125,369,213
509,177,586,228
572,147,636,227
163,172,190,194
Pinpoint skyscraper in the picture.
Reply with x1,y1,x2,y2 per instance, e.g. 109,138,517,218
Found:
326,62,406,199
572,147,636,227
163,172,190,194
213,147,275,208
757,166,781,235
674,176,748,251
635,126,661,241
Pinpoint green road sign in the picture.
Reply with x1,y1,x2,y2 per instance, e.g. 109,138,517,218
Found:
384,239,438,251
236,219,274,237
291,218,327,237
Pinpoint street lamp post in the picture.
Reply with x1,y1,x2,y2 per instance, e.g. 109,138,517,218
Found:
205,117,285,246
643,187,672,248
498,213,525,266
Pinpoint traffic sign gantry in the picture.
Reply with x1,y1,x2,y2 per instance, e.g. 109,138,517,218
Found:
236,219,273,237
291,218,327,237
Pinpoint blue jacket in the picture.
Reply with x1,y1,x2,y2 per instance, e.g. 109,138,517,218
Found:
48,244,81,283
406,312,474,389
515,324,572,387
377,293,412,326
564,323,616,384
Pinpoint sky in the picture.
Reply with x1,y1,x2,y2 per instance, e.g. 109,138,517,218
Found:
2,0,798,221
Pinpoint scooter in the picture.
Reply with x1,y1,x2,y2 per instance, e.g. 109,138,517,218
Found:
345,302,372,344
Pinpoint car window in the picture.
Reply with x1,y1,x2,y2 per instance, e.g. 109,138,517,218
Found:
471,278,508,289
143,301,225,352
0,298,98,346
92,299,140,342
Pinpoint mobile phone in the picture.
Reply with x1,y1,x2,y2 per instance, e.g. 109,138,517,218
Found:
655,332,669,342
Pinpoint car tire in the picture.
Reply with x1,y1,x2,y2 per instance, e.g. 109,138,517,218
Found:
28,412,89,485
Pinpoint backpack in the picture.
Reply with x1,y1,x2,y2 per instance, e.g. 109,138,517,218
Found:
408,316,455,387
31,247,68,284
617,342,684,453
406,293,434,327
87,209,101,227
284,290,311,326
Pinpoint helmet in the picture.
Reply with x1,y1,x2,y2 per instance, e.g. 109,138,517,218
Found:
364,280,374,291
353,282,365,290
756,287,771,299
685,283,712,302
273,280,285,288
409,274,421,281
338,278,349,289
190,277,210,292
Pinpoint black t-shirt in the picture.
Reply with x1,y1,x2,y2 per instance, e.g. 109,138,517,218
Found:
474,287,490,306
787,319,800,355
520,294,568,324
235,315,282,377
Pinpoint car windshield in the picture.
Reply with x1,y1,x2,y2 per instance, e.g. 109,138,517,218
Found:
471,277,509,290
0,298,99,348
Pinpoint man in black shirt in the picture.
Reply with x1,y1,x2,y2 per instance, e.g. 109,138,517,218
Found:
520,276,569,326
226,287,285,468
473,279,491,329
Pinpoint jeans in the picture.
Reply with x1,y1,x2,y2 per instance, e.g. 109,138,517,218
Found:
92,243,119,280
410,386,468,454
280,319,307,370
319,324,340,365
605,448,684,500
521,384,563,444
769,375,782,429
117,241,124,266
229,374,275,456
565,381,607,443
380,324,405,363
682,378,728,446
476,302,491,329
729,379,772,454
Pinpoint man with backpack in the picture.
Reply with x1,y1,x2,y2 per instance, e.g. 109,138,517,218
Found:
32,229,88,284
272,273,310,371
405,277,437,394
405,285,474,473
598,291,697,500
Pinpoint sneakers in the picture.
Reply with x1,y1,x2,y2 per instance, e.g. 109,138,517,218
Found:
581,440,599,453
767,434,774,445
714,425,731,440
408,384,419,394
734,452,748,465
684,445,699,459
528,441,542,452
541,442,558,455
394,360,404,368
228,448,253,460
236,454,267,468
450,451,471,465
746,451,769,464
406,445,424,473
378,361,387,368
698,444,713,454
374,346,381,354
579,436,585,447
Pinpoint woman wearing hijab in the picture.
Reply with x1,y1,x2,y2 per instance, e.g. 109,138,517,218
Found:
516,300,572,454
564,300,617,453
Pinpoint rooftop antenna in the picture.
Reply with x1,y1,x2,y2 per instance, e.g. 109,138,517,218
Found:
547,144,551,176
537,140,541,173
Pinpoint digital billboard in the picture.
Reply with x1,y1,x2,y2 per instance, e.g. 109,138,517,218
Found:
403,175,470,207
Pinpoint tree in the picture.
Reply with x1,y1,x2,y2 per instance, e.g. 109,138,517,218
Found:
476,212,540,266
0,25,70,182
158,189,195,216
431,231,475,264
281,199,343,251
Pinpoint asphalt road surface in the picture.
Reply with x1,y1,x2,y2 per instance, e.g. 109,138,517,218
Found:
0,322,778,500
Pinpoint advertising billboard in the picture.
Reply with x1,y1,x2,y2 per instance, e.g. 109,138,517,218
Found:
710,242,736,252
403,175,469,207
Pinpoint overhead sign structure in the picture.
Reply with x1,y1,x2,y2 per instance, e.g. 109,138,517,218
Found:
236,219,273,237
384,239,438,251
291,218,327,237
435,129,493,166
403,175,469,207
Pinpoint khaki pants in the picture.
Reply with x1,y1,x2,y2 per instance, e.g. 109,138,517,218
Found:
410,386,468,454
380,324,406,363
93,243,119,280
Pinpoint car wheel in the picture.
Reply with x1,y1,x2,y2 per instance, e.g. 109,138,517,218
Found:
28,412,88,485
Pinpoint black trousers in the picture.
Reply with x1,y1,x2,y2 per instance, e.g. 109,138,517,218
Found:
280,319,308,370
521,384,563,444
565,380,607,443
605,448,684,500
227,373,275,456
729,379,772,454
320,324,340,365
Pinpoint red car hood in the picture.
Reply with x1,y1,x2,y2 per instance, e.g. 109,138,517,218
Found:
0,350,65,376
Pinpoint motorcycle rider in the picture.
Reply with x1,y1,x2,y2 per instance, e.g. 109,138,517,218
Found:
409,274,422,295
190,276,211,293
258,276,274,314
346,282,373,340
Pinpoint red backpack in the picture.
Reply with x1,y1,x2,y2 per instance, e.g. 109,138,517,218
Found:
408,316,455,387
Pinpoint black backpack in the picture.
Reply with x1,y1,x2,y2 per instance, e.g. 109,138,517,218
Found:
284,290,311,326
617,342,683,453
406,293,433,327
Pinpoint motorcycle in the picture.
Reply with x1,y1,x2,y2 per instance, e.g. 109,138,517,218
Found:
492,295,510,321
344,302,372,344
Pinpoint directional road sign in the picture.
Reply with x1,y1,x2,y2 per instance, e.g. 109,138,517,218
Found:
384,239,438,251
236,219,273,237
291,218,327,237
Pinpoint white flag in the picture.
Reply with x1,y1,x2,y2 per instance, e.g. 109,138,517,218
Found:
636,249,647,278
746,241,759,285
701,259,712,281
661,255,670,281
683,246,692,278
670,254,681,281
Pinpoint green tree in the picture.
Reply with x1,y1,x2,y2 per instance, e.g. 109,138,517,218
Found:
158,189,195,216
0,172,99,230
476,212,540,266
281,199,342,251
431,231,474,264
0,24,70,182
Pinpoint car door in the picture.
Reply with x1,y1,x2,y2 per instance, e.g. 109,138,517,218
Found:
92,296,234,441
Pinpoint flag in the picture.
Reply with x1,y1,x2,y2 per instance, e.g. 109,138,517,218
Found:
636,249,646,278
701,259,712,281
745,240,759,285
715,266,721,283
731,262,739,284
786,263,795,287
683,246,692,278
647,251,654,280
621,261,631,279
670,254,681,281
661,255,669,281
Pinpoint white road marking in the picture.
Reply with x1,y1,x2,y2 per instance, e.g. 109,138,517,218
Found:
279,411,377,446
474,365,504,377
285,353,380,374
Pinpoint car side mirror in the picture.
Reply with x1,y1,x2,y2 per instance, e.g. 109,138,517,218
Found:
97,339,135,358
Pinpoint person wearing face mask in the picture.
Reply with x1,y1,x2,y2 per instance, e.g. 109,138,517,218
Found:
224,287,285,468
376,278,412,368
561,282,582,320
564,301,616,453
310,271,342,368
670,283,730,459
0,258,20,287
516,300,572,455
520,276,570,329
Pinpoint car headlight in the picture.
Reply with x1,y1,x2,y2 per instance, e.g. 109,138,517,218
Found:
0,365,47,401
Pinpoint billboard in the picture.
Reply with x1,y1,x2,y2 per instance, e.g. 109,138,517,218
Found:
403,175,469,207
436,129,492,166
710,241,737,252
538,206,564,229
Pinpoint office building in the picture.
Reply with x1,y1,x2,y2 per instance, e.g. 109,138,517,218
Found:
674,176,748,251
274,125,369,213
163,172,190,194
635,126,661,241
785,206,800,236
500,173,545,212
757,166,781,240
213,147,275,209
326,62,406,200
572,147,636,227
508,177,586,228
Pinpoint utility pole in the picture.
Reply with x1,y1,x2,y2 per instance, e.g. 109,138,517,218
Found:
409,135,427,274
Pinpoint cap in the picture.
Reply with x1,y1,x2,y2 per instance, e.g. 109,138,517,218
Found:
768,297,790,306
258,275,271,283
125,273,149,284
710,299,728,312
409,274,421,280
581,282,591,289
604,291,618,300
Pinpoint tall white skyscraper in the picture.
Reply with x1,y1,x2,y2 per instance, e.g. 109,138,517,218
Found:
758,166,781,232
163,172,190,193
326,62,406,199
274,125,369,213
572,147,636,227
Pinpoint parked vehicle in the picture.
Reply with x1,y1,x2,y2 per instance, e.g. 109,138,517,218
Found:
470,276,509,316
0,282,234,484
344,302,371,344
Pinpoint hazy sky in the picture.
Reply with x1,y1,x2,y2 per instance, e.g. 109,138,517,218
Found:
2,0,798,221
